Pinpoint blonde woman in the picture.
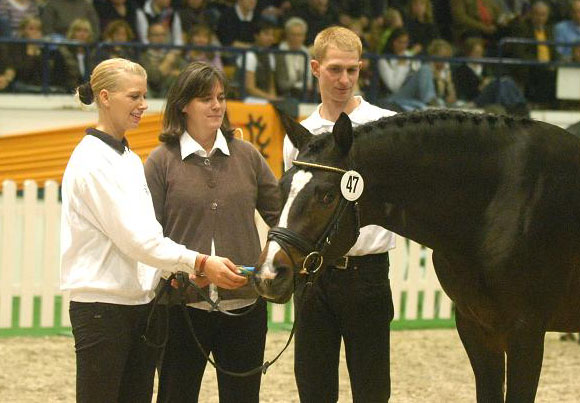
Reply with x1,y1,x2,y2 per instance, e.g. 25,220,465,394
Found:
59,18,94,91
61,58,241,402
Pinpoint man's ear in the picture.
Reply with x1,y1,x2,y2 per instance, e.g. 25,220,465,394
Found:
311,59,320,79
332,112,353,155
277,110,313,152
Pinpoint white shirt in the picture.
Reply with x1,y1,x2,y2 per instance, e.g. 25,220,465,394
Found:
179,130,255,311
283,96,397,256
136,0,184,45
237,51,276,73
377,51,421,93
60,131,198,305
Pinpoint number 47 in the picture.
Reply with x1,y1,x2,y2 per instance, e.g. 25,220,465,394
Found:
346,175,359,193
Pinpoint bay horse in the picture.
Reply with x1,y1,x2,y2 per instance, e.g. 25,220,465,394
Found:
253,110,580,402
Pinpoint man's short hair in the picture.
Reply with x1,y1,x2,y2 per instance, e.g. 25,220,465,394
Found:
312,26,362,62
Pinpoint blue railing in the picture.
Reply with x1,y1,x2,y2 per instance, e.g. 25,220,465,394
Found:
2,37,580,104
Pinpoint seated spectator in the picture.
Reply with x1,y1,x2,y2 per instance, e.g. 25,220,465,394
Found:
554,0,580,60
337,0,372,31
216,0,261,48
58,18,94,92
378,28,422,95
40,0,100,40
94,0,139,38
178,0,219,33
186,23,223,69
237,19,278,100
374,7,404,54
0,0,39,37
9,17,63,92
510,0,557,107
405,0,440,54
453,37,528,112
140,23,186,97
0,44,16,91
275,17,311,99
94,19,137,63
291,0,340,45
259,0,293,25
386,38,457,110
136,0,183,45
450,0,505,51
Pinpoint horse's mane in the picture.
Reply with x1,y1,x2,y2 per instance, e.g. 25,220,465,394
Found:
355,109,533,139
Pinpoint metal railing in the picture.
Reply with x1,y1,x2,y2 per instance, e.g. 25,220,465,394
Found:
1,37,580,104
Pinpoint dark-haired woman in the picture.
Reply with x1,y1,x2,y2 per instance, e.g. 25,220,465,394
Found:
60,58,244,403
144,61,280,402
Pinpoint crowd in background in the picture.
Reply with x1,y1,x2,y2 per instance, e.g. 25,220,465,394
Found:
1,0,580,112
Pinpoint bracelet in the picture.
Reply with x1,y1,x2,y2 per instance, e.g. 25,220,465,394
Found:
198,254,209,275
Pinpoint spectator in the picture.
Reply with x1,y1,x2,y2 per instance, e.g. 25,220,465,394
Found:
374,7,404,54
9,17,63,92
450,0,504,48
453,36,527,112
216,0,260,47
554,0,580,60
387,38,457,110
378,28,422,96
178,0,219,33
147,60,279,403
510,0,557,107
40,0,100,39
186,23,223,70
0,0,39,37
405,0,440,54
275,17,311,99
94,0,139,38
237,19,278,100
136,0,184,45
291,0,340,45
259,0,293,25
95,19,137,63
0,44,16,91
58,18,94,92
140,23,186,97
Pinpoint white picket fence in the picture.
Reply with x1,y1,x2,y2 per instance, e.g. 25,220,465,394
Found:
0,180,454,335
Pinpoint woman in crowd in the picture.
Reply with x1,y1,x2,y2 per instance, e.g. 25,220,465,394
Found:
61,57,244,403
94,19,136,63
145,61,280,402
58,18,94,92
378,27,422,96
186,23,223,70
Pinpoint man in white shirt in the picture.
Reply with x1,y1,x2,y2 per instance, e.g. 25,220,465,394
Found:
283,26,397,402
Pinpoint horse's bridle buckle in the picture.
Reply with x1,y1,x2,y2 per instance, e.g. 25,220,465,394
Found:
300,251,324,275
334,256,349,270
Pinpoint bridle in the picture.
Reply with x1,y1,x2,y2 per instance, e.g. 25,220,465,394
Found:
267,160,361,277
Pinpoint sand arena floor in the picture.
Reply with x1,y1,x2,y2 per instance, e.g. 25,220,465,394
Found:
1,329,580,402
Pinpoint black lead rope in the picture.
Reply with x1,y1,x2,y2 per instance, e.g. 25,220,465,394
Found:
142,272,302,377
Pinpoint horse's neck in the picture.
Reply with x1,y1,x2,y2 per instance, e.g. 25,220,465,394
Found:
353,123,499,250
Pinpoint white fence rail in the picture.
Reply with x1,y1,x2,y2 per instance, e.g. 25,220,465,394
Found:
0,180,453,335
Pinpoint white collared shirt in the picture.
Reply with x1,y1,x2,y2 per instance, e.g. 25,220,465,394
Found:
283,96,397,256
60,134,199,305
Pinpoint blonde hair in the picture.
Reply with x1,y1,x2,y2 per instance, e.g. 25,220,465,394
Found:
66,18,94,42
312,26,362,61
409,0,434,23
18,16,42,38
76,58,147,106
427,39,453,56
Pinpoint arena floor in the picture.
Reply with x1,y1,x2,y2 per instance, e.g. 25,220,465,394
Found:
1,329,580,402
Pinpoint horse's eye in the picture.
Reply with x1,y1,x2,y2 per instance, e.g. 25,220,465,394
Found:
322,192,336,205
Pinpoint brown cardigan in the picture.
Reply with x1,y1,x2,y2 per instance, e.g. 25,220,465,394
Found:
144,137,281,302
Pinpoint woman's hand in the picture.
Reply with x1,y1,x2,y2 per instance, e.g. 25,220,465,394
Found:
201,256,247,289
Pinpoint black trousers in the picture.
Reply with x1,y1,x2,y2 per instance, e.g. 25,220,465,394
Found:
157,299,267,403
294,253,394,403
69,301,158,403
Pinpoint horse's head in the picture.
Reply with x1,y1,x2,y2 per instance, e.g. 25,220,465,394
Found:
253,112,362,303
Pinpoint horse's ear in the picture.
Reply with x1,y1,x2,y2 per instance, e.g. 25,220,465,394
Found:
333,112,353,154
278,110,313,151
